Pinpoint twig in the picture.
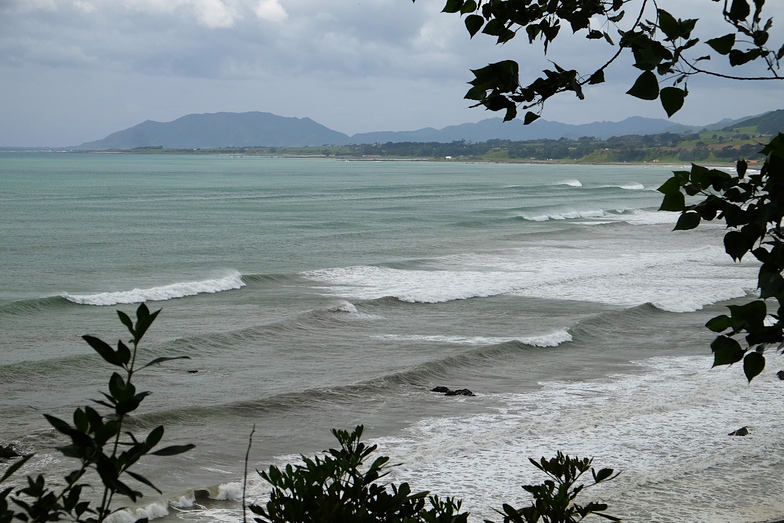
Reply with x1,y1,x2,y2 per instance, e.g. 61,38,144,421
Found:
242,424,256,523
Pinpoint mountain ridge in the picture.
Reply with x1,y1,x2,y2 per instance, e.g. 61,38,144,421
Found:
75,110,778,150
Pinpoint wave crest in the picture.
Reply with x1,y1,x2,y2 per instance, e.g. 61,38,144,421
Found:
64,271,245,306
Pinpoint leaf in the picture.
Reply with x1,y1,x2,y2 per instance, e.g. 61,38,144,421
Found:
592,468,614,482
138,355,191,371
743,351,765,381
442,0,464,13
459,0,476,14
659,190,685,212
711,335,744,366
729,48,761,66
44,414,73,436
0,454,33,484
626,71,659,101
465,14,484,37
660,87,685,117
588,69,605,84
117,310,134,334
724,230,753,261
706,315,732,332
117,340,131,366
125,471,162,494
151,444,195,456
728,300,767,330
657,9,679,41
674,211,700,230
523,111,540,125
146,426,164,449
83,335,123,367
728,0,750,21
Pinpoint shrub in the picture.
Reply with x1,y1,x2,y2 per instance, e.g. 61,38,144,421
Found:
0,304,193,523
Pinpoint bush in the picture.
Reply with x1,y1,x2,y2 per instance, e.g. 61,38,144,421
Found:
0,304,193,523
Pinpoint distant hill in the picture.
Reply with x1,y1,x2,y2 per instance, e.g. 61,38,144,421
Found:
351,116,690,143
76,110,781,150
726,109,784,134
77,112,351,150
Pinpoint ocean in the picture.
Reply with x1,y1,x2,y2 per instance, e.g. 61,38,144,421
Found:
1,152,782,523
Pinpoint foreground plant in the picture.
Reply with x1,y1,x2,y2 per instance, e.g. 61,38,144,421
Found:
250,425,469,523
488,452,620,523
0,304,193,523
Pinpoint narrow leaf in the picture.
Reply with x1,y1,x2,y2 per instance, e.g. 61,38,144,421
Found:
0,454,33,484
138,356,191,371
83,335,123,367
151,444,195,456
126,471,162,494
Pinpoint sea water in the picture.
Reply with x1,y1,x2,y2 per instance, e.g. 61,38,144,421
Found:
1,152,782,522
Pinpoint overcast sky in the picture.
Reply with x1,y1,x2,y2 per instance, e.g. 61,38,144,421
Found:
1,0,782,146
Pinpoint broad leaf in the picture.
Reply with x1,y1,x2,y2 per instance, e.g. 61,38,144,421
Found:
660,87,685,117
465,14,484,37
523,111,540,125
674,211,700,230
659,190,685,211
711,335,744,366
706,34,735,54
743,351,765,381
706,315,732,332
626,71,659,101
728,0,750,21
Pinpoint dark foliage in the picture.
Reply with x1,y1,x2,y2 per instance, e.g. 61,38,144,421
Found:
659,134,784,381
0,304,193,523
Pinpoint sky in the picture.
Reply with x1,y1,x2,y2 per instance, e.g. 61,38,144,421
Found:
1,0,782,147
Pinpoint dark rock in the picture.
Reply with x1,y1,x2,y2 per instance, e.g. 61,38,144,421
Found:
431,386,451,393
777,370,784,380
0,444,21,459
188,370,199,374
728,426,749,436
445,388,475,397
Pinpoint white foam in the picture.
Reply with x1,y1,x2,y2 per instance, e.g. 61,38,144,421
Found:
64,270,245,306
518,209,610,221
331,301,359,314
612,182,646,190
372,330,571,348
375,353,784,522
213,482,243,501
557,179,583,187
105,501,169,523
304,244,757,312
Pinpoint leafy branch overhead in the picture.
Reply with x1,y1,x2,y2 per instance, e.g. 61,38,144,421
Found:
658,134,784,382
414,0,783,122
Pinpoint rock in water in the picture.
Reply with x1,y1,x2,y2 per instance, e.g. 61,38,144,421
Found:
0,444,21,459
445,388,475,396
728,426,749,436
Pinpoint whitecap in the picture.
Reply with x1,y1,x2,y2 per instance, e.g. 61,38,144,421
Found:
556,179,583,187
64,270,245,306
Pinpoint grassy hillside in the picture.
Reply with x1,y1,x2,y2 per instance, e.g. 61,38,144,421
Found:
99,112,782,164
